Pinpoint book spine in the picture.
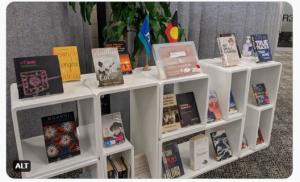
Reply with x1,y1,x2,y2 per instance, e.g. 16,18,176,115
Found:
190,141,194,170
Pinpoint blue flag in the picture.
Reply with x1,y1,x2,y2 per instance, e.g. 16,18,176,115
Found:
138,14,151,58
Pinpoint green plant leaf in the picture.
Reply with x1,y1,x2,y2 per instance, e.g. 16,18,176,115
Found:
160,2,171,18
178,23,187,42
85,2,96,25
144,2,157,13
150,19,161,43
127,8,137,25
79,2,86,22
69,2,76,13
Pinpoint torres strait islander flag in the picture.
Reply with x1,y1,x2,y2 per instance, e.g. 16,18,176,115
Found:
165,11,178,43
138,14,151,58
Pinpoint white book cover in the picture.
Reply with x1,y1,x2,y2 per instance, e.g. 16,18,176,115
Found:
189,134,209,170
217,36,240,66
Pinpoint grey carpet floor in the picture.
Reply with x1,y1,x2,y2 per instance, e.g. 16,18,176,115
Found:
7,51,292,178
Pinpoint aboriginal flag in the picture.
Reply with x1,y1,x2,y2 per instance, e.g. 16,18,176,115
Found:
165,11,178,43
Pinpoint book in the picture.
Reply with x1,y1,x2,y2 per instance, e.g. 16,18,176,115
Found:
251,34,272,62
176,92,201,127
257,127,264,145
41,112,80,163
121,156,131,178
116,157,127,178
102,112,125,147
91,48,124,87
52,46,81,81
79,171,92,178
210,130,232,161
104,41,133,74
162,142,184,178
220,33,241,58
229,91,238,114
241,135,249,152
207,90,222,123
162,94,181,132
111,157,123,178
134,153,151,179
252,83,270,106
14,55,64,99
50,168,83,179
107,157,116,178
189,134,209,171
217,36,240,66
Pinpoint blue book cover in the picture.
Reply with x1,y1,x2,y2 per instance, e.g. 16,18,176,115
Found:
251,34,272,62
229,91,238,114
162,142,184,178
210,130,232,161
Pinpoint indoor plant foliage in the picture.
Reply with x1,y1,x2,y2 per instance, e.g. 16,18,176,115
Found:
69,2,96,25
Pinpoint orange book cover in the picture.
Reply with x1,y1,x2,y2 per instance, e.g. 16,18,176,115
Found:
52,46,81,81
119,54,133,73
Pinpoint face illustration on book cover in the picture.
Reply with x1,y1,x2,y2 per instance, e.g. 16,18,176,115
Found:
207,90,222,123
251,34,272,62
14,55,64,99
210,130,232,161
162,94,181,132
91,48,124,87
252,83,269,106
102,112,125,147
220,33,242,58
162,142,184,178
217,36,240,66
42,112,80,163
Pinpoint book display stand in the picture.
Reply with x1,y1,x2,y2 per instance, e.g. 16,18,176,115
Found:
10,58,281,178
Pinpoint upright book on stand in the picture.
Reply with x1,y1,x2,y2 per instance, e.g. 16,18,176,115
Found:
162,142,184,178
251,34,272,62
229,91,238,114
207,90,222,123
210,130,232,161
252,83,270,106
14,55,64,99
162,94,181,132
220,33,241,58
217,36,240,66
189,134,209,170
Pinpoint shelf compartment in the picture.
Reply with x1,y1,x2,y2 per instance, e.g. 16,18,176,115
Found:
240,148,255,158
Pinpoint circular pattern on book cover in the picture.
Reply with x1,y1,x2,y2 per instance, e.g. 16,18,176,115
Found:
47,144,59,157
62,121,73,132
44,126,57,139
60,134,72,147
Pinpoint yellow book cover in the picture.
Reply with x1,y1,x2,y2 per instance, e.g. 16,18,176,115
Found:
52,46,81,81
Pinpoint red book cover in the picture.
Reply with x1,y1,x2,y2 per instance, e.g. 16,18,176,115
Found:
256,127,264,145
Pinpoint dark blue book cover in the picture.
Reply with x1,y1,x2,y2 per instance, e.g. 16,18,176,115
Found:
210,130,232,161
251,34,272,62
162,142,184,178
42,112,80,163
252,83,270,106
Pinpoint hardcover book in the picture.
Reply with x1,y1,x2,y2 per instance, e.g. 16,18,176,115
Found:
162,94,181,132
52,46,81,81
189,134,209,171
134,153,151,179
207,90,222,123
162,142,184,178
91,48,124,87
210,130,233,161
121,156,131,178
14,55,64,99
251,34,272,62
257,127,264,145
111,157,123,178
104,41,133,74
241,135,249,152
116,157,127,178
107,157,116,178
252,83,270,106
217,36,240,66
102,112,125,147
220,33,241,58
229,91,238,114
42,112,80,163
176,92,201,127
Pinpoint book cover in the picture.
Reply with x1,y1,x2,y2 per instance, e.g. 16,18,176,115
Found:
241,135,249,152
102,112,125,147
189,134,209,171
162,94,181,132
111,158,123,178
52,46,81,81
217,36,240,66
107,157,116,178
41,112,80,163
210,130,232,161
91,48,124,87
104,41,133,74
252,83,270,106
14,55,64,99
162,142,184,178
229,91,238,114
176,92,201,127
134,153,151,179
121,156,131,178
220,33,241,58
257,127,264,145
251,34,272,62
116,157,127,178
207,90,222,123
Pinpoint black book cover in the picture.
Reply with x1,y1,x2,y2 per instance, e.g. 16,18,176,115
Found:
251,34,272,62
14,55,64,99
41,112,80,163
252,83,270,106
176,92,201,127
162,142,184,178
220,33,241,58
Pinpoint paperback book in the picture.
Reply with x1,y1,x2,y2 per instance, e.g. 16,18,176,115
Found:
102,112,125,147
42,112,80,163
107,157,116,178
257,127,264,145
14,55,64,99
229,91,238,114
220,33,241,58
241,135,249,152
207,90,222,123
134,153,151,179
91,48,124,87
217,36,240,66
251,34,272,62
252,83,270,106
189,134,209,170
162,142,184,178
210,130,232,161
162,94,181,132
52,46,81,81
121,156,131,178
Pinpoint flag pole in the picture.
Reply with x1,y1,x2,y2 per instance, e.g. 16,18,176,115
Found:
143,11,151,71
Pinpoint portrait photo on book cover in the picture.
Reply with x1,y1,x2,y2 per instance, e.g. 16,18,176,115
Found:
103,121,125,146
163,106,180,126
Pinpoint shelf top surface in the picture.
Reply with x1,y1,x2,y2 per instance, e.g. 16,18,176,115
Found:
247,102,274,112
10,81,94,111
240,57,282,70
81,72,158,96
134,66,209,85
198,58,249,73
103,139,133,157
